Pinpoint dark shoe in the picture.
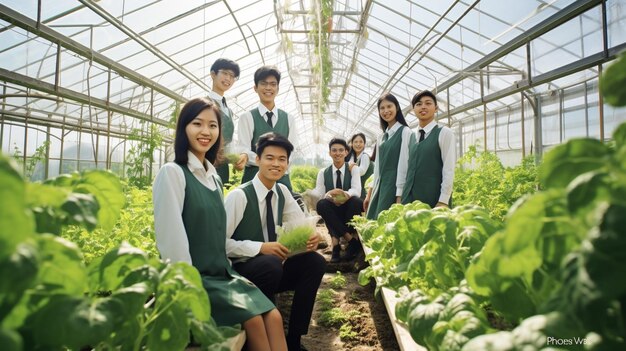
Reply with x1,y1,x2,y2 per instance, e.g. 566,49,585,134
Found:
330,245,341,263
343,238,361,261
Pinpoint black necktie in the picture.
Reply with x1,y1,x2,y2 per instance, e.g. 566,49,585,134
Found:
336,169,342,189
222,97,228,109
382,132,389,142
419,129,425,142
266,191,276,242
267,111,274,128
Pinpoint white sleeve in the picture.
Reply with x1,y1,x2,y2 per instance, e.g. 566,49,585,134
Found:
438,127,456,205
357,153,370,175
311,169,327,199
152,164,192,264
287,113,299,151
348,166,362,198
236,111,258,166
371,139,381,191
224,188,263,258
395,127,415,196
279,184,306,223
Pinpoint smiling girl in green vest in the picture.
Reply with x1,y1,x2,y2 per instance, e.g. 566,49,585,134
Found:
153,98,287,351
346,133,373,200
364,93,415,220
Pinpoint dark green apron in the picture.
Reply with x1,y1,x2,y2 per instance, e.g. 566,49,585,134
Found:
358,154,374,199
213,99,234,184
366,126,411,220
179,164,274,326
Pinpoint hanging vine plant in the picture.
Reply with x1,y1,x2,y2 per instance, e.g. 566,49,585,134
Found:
309,0,334,125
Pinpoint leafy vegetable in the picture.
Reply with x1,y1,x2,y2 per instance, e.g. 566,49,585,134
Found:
278,225,312,254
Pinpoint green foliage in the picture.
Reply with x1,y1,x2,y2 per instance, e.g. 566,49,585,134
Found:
126,124,164,189
316,289,336,311
454,145,538,221
600,52,626,106
309,0,334,119
0,153,232,350
277,225,312,255
329,271,347,290
290,165,319,194
62,185,158,264
354,202,501,298
339,324,357,341
12,141,50,180
318,307,358,328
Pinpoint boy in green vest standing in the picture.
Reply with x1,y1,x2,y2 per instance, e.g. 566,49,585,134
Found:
225,132,326,351
208,58,239,185
235,66,298,192
312,138,364,263
402,90,456,208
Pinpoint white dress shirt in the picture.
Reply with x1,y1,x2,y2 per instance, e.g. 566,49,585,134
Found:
224,175,305,259
311,163,361,199
355,152,370,177
207,90,229,115
417,120,456,205
371,123,413,197
236,103,299,168
152,151,221,265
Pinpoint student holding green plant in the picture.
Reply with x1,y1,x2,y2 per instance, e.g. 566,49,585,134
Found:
225,132,326,351
312,137,364,263
402,90,456,208
207,58,240,185
153,98,286,351
364,93,415,219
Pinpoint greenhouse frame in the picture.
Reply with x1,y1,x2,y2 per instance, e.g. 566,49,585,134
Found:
1,0,625,179
2,1,626,351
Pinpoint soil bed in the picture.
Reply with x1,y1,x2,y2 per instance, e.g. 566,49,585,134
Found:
276,225,400,351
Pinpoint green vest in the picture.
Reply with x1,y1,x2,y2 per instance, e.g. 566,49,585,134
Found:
241,108,292,189
366,126,414,220
179,164,233,276
323,164,352,192
231,181,286,243
210,96,234,184
402,126,451,208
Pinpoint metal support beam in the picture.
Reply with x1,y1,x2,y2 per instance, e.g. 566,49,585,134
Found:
0,3,187,103
0,68,170,127
434,0,603,95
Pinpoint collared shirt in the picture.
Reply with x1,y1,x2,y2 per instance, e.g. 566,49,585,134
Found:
207,90,229,115
311,163,361,199
417,120,457,205
371,122,413,196
224,175,305,258
236,103,299,168
355,152,370,177
152,151,220,265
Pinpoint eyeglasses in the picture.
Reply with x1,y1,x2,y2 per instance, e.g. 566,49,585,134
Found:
218,70,238,81
258,81,278,88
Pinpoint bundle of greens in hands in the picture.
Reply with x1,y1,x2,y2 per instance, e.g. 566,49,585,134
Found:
277,215,319,256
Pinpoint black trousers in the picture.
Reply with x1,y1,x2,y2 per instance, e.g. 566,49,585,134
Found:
233,252,326,336
316,196,364,239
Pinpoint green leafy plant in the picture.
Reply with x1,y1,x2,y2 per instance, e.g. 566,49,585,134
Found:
277,225,313,255
339,324,357,341
0,153,234,350
316,289,337,311
289,165,319,194
329,271,347,289
126,124,163,189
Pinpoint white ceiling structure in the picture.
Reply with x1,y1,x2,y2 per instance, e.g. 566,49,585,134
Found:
1,0,624,161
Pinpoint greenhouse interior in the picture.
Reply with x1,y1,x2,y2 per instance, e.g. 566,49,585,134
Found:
1,0,626,350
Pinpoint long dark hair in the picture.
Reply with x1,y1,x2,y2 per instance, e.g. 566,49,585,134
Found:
377,93,408,131
174,98,223,166
346,133,366,163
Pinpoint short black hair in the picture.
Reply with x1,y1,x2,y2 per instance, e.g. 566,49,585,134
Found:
412,90,438,106
210,58,240,78
254,66,281,86
377,93,408,131
328,137,348,150
256,132,293,158
174,98,223,166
